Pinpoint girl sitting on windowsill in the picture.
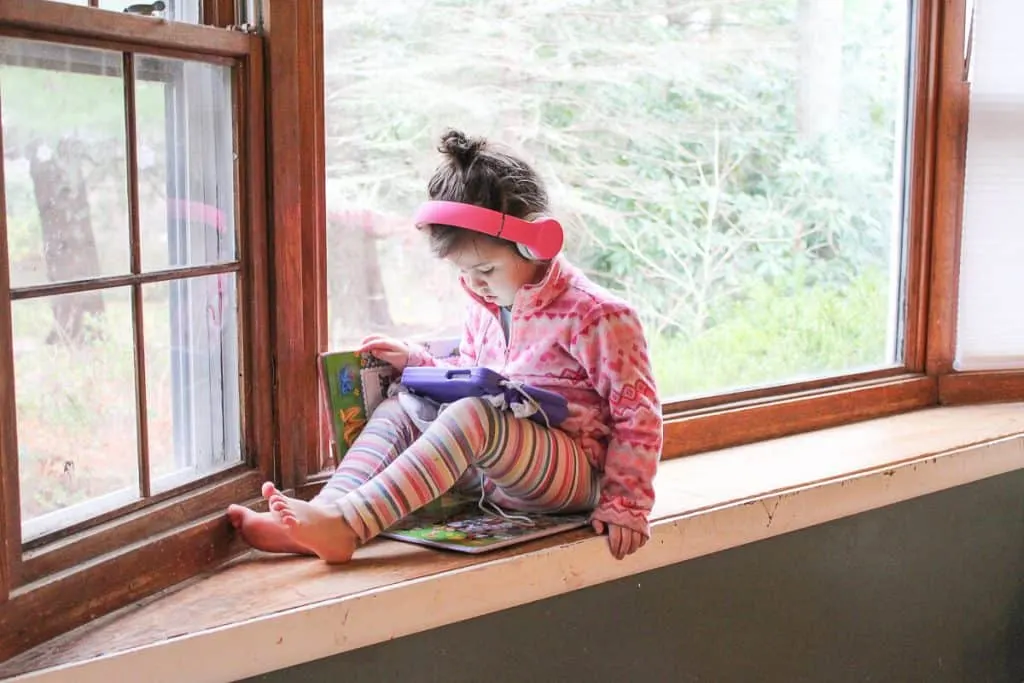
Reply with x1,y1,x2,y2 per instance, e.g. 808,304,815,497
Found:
227,129,663,562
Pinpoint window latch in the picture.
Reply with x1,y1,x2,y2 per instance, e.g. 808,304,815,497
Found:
227,23,260,35
123,1,166,16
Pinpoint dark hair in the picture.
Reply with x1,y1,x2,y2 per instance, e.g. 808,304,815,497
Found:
425,129,550,258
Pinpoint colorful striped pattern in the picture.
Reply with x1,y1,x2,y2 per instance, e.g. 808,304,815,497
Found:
317,396,599,543
403,254,663,537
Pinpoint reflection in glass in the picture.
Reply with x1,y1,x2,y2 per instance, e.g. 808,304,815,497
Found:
144,276,242,493
14,289,139,540
1,38,130,289
135,56,237,272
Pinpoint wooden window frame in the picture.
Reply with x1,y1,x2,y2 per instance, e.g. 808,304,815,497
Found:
0,0,271,660
262,0,326,492
3,0,1016,666
925,0,1024,405
279,0,983,494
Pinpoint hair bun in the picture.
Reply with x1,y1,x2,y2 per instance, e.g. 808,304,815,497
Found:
438,129,486,168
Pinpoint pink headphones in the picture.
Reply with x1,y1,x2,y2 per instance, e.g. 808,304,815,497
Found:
413,200,564,260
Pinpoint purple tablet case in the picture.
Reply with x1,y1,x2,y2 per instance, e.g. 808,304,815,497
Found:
399,367,569,427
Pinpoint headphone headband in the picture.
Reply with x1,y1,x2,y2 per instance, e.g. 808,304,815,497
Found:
413,200,564,260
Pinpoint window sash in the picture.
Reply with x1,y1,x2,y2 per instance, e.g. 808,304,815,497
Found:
0,0,272,618
300,0,945,479
955,0,1024,371
0,0,249,58
1,36,244,541
0,0,978,665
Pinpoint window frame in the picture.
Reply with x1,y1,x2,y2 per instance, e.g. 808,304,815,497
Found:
0,0,997,665
263,0,326,491
654,0,978,455
0,0,272,659
930,0,1024,406
293,0,963,483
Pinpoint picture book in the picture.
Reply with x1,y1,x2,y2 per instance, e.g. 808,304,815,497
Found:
381,496,590,554
318,338,460,462
318,349,395,462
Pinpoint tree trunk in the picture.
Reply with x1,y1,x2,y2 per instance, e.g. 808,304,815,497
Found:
28,138,106,344
797,0,845,140
327,210,394,345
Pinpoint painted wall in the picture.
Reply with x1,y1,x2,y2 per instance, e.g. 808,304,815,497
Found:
246,469,1024,683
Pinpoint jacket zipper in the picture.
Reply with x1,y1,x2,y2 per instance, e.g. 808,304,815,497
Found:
487,304,512,374
501,308,512,373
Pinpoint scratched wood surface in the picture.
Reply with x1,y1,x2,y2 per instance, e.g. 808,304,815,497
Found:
3,402,1022,678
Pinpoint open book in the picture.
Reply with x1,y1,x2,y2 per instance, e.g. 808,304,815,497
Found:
318,339,459,462
318,341,590,554
381,496,590,554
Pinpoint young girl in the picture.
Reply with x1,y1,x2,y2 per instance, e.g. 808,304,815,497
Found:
228,130,662,562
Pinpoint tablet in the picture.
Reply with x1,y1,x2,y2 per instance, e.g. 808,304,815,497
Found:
399,367,569,426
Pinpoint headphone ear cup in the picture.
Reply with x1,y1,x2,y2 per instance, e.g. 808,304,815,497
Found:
516,242,539,260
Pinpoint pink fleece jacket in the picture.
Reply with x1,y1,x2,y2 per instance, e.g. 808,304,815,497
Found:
407,255,663,537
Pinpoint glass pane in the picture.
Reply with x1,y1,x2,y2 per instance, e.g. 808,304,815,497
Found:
14,289,139,541
322,0,911,400
144,275,241,493
135,57,238,272
42,0,202,22
955,0,1024,370
0,38,130,289
98,1,202,23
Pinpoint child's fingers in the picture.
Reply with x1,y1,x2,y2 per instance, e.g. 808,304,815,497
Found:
359,334,396,349
358,337,388,349
606,525,646,559
360,339,399,353
594,521,650,559
629,530,643,555
609,526,626,560
360,337,409,354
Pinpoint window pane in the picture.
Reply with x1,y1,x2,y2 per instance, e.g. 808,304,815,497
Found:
14,289,139,541
41,1,202,23
955,0,1024,370
135,57,238,272
101,1,201,23
322,0,911,400
144,275,242,493
1,38,130,289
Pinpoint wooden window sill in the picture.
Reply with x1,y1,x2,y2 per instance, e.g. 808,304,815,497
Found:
2,403,1023,682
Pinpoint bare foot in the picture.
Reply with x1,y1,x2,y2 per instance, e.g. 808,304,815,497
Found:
227,504,313,556
265,484,359,564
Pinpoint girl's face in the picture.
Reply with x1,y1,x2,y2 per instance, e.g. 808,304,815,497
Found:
447,237,546,307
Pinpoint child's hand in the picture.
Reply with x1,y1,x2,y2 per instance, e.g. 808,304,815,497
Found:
359,335,411,370
591,519,647,560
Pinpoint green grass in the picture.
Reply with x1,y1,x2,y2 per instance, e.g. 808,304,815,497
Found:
1,60,165,138
13,289,205,521
649,269,894,398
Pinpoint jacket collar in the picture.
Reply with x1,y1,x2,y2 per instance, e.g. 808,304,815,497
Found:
460,255,574,315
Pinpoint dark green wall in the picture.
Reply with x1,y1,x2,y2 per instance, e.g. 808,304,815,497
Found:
246,469,1024,683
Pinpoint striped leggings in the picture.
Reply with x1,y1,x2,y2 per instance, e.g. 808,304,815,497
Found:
313,396,600,543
